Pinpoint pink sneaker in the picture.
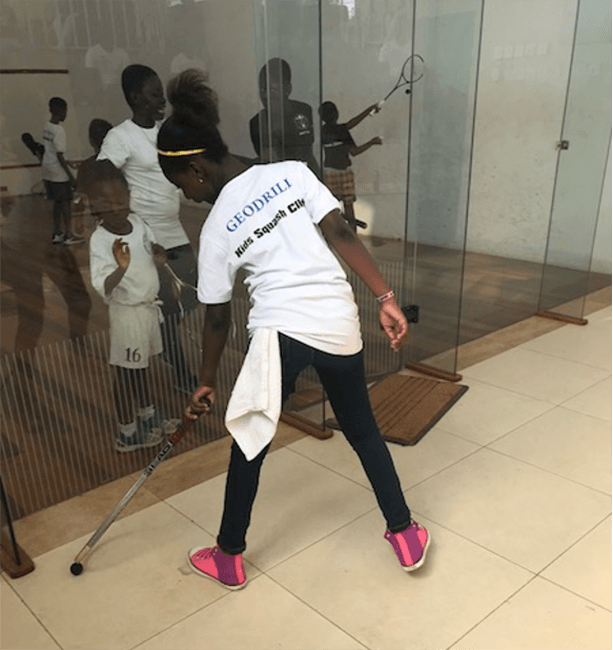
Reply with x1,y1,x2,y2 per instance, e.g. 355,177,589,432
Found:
187,546,247,590
384,520,430,572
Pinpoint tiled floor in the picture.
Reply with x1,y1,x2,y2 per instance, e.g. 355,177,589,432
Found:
1,307,611,650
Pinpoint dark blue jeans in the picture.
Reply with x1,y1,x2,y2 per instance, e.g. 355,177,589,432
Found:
217,333,412,554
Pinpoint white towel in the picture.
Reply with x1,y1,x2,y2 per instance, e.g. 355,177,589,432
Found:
225,327,281,461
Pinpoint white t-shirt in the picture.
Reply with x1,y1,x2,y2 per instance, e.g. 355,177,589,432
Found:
42,122,69,183
85,44,130,88
90,214,160,305
97,119,188,249
198,161,362,355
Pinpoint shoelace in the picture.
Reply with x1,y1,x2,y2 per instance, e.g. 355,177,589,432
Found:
193,547,217,562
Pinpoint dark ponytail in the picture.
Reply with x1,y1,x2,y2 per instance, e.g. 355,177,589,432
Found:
158,68,228,178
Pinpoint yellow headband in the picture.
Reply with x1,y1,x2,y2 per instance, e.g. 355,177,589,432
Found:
157,148,206,157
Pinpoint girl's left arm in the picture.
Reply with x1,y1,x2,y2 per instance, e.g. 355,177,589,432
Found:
319,209,409,350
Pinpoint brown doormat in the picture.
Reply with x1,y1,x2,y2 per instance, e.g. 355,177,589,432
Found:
326,374,468,446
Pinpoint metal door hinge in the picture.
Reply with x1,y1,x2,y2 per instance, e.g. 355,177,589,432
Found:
556,140,570,151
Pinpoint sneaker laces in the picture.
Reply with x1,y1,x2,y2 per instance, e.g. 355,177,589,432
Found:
193,547,216,562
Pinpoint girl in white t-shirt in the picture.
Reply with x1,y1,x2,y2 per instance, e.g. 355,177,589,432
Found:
156,71,430,590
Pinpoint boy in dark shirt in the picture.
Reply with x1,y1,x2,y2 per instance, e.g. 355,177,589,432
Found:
320,100,382,230
250,58,320,177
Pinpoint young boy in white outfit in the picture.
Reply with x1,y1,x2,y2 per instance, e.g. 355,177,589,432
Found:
86,159,176,452
42,97,82,245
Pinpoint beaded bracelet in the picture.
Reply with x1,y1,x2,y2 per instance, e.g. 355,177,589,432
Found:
376,290,395,303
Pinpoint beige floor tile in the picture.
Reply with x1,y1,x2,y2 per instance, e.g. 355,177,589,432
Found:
490,407,612,494
13,474,161,559
405,448,612,572
521,317,612,371
450,577,612,650
135,574,367,650
541,516,612,610
268,511,532,650
563,376,612,422
0,578,61,650
166,447,375,572
8,502,259,650
144,434,234,501
457,315,565,371
288,426,480,490
434,378,554,445
463,347,610,404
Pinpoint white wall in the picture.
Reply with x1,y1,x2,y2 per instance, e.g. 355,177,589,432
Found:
467,0,611,274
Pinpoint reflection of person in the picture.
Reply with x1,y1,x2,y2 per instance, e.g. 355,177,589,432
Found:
75,118,113,237
320,101,383,231
249,58,320,176
85,30,130,123
85,160,172,453
157,71,430,590
42,97,82,245
98,64,198,397
0,193,91,352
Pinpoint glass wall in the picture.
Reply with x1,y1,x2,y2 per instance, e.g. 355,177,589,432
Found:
404,0,483,377
0,0,610,524
537,0,612,320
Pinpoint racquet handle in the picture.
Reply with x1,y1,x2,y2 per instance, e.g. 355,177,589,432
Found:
370,100,385,116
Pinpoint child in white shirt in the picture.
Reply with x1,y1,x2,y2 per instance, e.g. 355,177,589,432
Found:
42,97,82,245
86,159,176,452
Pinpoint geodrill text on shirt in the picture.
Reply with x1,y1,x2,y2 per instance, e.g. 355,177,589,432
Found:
226,178,292,233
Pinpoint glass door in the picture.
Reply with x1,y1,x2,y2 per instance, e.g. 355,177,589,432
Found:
403,0,484,380
537,0,612,322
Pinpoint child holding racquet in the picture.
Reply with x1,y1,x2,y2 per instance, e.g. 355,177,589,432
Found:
157,71,430,590
319,100,383,231
85,160,175,453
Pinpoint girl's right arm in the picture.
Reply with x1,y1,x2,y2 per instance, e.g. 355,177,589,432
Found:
186,301,232,420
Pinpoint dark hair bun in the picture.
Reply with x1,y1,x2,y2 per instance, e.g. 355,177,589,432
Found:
166,69,220,127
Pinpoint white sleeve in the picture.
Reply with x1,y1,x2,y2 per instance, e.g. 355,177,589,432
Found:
54,126,67,154
89,231,118,302
140,218,157,246
97,127,130,170
196,234,235,304
297,162,342,224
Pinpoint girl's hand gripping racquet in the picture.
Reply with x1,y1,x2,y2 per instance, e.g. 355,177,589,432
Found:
370,54,425,115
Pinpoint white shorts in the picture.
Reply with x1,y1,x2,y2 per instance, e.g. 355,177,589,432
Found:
108,302,163,369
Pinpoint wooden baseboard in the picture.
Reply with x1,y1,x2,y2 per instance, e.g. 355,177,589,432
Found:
405,363,463,383
0,531,34,578
536,311,588,326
